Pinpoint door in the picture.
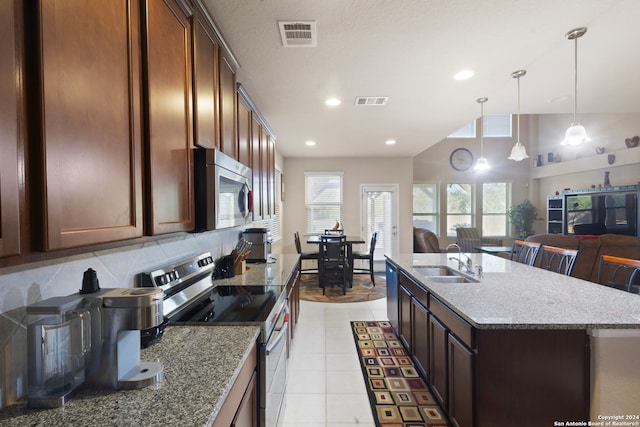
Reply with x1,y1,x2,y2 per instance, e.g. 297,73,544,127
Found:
361,185,398,260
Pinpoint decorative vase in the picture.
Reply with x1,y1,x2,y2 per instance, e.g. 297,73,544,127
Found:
603,171,612,187
536,154,542,167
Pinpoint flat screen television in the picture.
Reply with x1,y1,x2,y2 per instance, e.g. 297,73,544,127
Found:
565,190,638,237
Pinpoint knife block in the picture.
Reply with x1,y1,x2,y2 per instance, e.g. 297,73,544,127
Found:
234,259,246,275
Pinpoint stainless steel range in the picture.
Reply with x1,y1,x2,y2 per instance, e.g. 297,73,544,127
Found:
137,252,288,427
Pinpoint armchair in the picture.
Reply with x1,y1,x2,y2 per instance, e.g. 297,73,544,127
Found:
455,227,502,253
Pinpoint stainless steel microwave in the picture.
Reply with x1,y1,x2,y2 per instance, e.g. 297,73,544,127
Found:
194,148,253,231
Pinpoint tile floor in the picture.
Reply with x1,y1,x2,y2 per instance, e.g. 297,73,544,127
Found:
281,297,388,427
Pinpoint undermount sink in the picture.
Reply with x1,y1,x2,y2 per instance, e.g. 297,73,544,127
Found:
426,275,477,284
413,265,478,283
413,266,458,276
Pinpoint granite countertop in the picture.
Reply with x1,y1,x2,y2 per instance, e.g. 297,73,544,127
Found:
0,325,260,426
388,253,640,330
214,253,299,289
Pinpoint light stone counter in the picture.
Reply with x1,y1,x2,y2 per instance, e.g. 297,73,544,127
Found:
0,325,260,426
213,254,299,289
388,253,640,329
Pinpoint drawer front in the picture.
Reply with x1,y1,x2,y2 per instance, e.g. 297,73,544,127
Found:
429,296,475,349
399,271,428,308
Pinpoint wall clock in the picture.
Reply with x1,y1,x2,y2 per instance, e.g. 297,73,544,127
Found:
449,148,474,171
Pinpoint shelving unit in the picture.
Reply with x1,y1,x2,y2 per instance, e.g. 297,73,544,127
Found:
546,196,564,234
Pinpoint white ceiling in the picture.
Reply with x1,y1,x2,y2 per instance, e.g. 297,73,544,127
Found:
202,0,640,158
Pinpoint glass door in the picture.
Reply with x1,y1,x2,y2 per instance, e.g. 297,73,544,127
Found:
360,185,398,261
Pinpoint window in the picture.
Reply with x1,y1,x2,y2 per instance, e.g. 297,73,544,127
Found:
413,183,438,233
482,182,511,236
446,183,473,236
447,114,512,138
483,114,512,137
448,121,476,138
305,172,343,234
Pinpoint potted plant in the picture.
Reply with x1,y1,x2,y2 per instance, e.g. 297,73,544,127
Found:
508,200,539,238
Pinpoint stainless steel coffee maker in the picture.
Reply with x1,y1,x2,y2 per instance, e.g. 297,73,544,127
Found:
26,295,91,408
27,277,165,408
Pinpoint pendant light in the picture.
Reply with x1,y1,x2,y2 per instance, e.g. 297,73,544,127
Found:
474,97,490,171
561,27,591,146
508,70,529,161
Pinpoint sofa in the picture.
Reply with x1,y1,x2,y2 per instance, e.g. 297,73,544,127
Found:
525,233,640,283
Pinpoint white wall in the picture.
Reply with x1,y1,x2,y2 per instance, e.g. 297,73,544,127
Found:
282,156,414,255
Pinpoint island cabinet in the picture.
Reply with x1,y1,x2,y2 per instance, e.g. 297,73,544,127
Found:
212,341,258,427
394,268,589,427
29,0,145,250
142,0,195,235
0,0,24,258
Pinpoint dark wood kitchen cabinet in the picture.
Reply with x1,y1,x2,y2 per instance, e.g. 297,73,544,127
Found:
0,0,25,258
192,0,219,150
142,0,195,235
213,341,258,427
251,113,263,221
237,87,252,167
32,0,144,250
286,261,301,340
428,313,448,409
219,53,237,159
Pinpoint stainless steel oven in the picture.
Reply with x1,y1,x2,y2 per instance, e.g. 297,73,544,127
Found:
137,253,288,427
194,147,253,231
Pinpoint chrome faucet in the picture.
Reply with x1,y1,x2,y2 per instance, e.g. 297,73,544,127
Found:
446,243,474,274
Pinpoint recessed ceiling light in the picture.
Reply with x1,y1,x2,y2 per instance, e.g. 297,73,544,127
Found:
385,139,396,145
325,98,341,106
548,95,570,103
305,140,316,146
454,70,474,80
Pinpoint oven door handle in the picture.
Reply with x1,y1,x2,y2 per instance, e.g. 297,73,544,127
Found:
266,321,288,355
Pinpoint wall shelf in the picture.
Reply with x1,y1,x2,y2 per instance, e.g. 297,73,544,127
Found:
531,145,640,179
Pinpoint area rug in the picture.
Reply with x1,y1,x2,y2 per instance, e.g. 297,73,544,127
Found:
299,273,386,302
351,321,451,427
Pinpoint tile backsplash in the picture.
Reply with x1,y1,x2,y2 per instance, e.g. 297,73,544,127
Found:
0,227,242,408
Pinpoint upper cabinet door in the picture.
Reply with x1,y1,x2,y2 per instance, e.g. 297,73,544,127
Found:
237,92,252,167
142,0,195,235
0,0,24,258
36,0,144,250
192,1,218,150
219,53,237,159
251,113,263,221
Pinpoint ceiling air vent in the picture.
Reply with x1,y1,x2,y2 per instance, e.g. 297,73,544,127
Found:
278,21,317,47
354,96,388,106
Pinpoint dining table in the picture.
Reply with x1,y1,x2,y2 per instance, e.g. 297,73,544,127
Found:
306,234,366,284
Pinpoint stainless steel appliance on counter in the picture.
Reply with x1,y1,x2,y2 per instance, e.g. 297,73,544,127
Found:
194,147,253,231
137,252,288,427
26,285,165,408
242,228,272,263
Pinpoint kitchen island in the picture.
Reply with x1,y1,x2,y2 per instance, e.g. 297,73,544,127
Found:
386,253,640,427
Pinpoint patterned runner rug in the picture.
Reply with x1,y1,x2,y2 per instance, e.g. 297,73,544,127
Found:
351,321,451,427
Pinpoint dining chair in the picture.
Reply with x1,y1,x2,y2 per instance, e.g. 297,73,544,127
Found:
597,255,640,293
318,234,349,295
353,232,377,286
294,232,319,273
538,245,579,276
510,240,541,266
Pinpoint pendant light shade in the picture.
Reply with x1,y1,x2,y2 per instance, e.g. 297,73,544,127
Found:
561,27,591,146
474,97,491,172
508,69,529,161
